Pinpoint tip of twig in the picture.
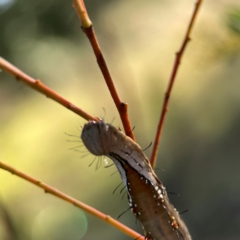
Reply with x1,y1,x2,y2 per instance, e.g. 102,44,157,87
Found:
73,0,92,28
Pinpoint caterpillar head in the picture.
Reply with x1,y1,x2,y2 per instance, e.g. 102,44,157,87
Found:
81,120,120,156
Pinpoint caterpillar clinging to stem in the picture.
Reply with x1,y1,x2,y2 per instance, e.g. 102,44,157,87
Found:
81,120,192,240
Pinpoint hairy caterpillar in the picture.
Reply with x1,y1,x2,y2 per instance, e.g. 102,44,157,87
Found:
81,120,192,240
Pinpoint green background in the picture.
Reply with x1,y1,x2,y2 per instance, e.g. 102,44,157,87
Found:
1,0,240,239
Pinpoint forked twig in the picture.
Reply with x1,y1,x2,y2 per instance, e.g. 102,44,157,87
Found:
150,0,203,167
0,54,140,237
0,1,204,238
0,2,136,238
73,0,135,140
0,57,96,121
0,161,144,240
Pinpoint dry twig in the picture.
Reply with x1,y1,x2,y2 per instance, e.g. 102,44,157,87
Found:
0,161,144,240
0,57,96,121
73,0,135,140
150,0,203,167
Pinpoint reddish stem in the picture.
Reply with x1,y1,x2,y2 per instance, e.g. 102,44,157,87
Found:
73,0,135,140
150,0,203,167
0,161,145,240
0,57,96,121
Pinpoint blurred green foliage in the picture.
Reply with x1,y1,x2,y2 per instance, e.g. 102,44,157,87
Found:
227,8,240,35
1,1,240,240
0,0,117,58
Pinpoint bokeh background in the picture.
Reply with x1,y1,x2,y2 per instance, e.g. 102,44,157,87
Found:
1,0,240,239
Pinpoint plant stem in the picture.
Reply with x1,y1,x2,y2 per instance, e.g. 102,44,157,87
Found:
73,0,135,140
0,57,96,121
150,0,203,167
0,160,144,240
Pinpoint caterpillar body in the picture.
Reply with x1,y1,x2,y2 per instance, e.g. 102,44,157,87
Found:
81,120,192,240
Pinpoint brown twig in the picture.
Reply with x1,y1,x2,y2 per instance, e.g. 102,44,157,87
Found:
0,56,141,238
150,0,203,167
73,0,135,140
0,57,96,122
0,161,144,240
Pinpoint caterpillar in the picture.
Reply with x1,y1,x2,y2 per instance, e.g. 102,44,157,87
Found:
81,120,192,240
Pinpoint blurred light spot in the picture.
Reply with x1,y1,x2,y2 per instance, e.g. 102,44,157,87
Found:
32,205,88,240
103,157,109,166
0,0,15,14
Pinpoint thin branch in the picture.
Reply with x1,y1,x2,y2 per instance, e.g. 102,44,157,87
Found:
0,161,144,240
0,57,96,122
73,0,135,140
150,0,203,167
